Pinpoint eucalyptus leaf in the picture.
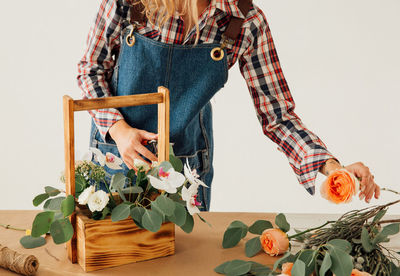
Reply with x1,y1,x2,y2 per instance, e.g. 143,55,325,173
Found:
248,220,273,235
121,186,143,194
327,239,352,254
326,245,353,276
111,203,131,222
50,218,74,244
215,261,231,274
245,237,262,257
45,186,61,196
130,206,146,228
273,252,294,271
249,261,272,275
361,226,375,252
60,195,75,218
373,209,387,223
291,259,306,276
127,169,136,181
222,227,244,249
373,223,400,244
297,249,316,275
43,196,66,211
166,202,187,227
31,211,55,237
33,193,49,207
180,212,194,233
75,174,86,194
319,252,332,276
223,260,252,276
275,213,290,233
20,235,46,249
169,154,183,173
228,221,248,239
142,209,163,232
111,173,126,190
151,195,175,217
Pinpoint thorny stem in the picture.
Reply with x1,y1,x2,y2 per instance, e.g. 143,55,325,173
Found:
288,221,336,239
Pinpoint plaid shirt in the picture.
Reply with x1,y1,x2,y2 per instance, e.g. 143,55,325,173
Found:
77,0,338,195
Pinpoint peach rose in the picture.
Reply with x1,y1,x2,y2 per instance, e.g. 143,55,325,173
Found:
281,262,293,275
351,269,371,276
320,168,359,204
259,228,289,256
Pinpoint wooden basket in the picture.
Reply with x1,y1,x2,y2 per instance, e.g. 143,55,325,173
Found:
63,86,174,272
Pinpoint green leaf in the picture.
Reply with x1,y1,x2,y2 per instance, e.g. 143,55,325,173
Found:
61,195,75,217
273,252,294,271
33,193,49,207
224,260,252,276
130,206,146,228
373,223,400,244
111,173,126,190
197,213,212,227
20,235,46,249
101,206,110,220
361,226,375,252
275,213,290,233
169,154,183,173
223,227,243,249
121,186,143,194
248,261,272,275
43,196,66,211
75,174,86,194
50,218,74,244
45,186,61,196
245,237,262,257
327,239,352,254
180,212,194,233
373,209,387,223
151,195,175,216
166,202,187,226
111,203,132,222
326,245,353,276
297,249,316,275
169,144,175,156
214,261,231,274
319,252,332,276
248,220,273,235
127,169,136,181
291,259,306,276
31,211,55,237
142,209,163,232
228,220,248,239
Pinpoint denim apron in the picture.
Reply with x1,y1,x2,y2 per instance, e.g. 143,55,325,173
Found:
89,27,229,211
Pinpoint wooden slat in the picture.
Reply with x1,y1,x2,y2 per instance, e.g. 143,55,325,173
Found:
73,93,164,111
63,95,77,263
157,87,170,162
76,211,175,272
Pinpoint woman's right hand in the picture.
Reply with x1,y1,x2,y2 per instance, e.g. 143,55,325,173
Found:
108,120,158,171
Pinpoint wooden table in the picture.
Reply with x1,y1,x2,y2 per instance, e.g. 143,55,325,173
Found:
0,211,399,275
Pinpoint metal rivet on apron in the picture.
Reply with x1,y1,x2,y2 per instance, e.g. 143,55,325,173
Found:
210,35,233,61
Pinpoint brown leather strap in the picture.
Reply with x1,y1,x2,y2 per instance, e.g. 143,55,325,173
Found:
129,0,147,25
223,0,253,41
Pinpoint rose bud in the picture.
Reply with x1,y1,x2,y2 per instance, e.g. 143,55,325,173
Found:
259,228,289,256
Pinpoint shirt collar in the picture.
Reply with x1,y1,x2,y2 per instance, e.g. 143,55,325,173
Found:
212,0,246,19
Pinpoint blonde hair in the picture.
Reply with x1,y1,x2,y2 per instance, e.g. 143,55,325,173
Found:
131,0,201,45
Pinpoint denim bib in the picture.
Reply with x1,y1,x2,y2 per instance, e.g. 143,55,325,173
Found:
90,29,229,211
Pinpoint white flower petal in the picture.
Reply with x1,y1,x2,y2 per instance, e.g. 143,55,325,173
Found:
87,190,109,212
147,175,168,191
187,202,200,215
166,169,185,188
78,186,95,205
134,158,150,171
90,147,106,166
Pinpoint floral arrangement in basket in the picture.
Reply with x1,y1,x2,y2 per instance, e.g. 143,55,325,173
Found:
20,144,209,249
213,169,400,276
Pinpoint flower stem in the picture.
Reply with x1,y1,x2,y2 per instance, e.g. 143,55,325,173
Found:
0,223,25,231
103,177,116,205
288,221,335,240
381,188,400,195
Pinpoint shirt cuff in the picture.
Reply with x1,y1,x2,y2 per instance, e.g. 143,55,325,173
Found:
89,108,124,143
293,148,339,196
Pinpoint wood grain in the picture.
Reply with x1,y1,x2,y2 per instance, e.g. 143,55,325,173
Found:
76,211,175,272
157,87,170,162
63,95,77,263
73,93,164,111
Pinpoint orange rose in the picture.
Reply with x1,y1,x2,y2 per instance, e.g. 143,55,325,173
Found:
351,269,371,276
320,168,359,204
281,262,293,275
259,228,289,256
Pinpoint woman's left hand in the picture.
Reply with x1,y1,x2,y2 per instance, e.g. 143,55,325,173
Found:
344,162,380,203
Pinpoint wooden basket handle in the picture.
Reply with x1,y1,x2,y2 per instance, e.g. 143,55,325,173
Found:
63,86,170,263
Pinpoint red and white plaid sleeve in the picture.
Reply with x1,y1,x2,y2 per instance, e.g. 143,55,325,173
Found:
238,6,339,195
77,0,126,142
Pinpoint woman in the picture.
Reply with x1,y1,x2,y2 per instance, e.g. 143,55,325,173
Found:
77,0,380,211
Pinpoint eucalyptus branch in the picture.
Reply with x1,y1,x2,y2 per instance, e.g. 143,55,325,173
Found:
381,188,400,195
288,221,335,240
0,223,25,231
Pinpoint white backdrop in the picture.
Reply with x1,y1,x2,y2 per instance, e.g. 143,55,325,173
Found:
1,0,399,214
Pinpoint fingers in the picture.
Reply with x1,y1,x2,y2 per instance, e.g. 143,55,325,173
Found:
139,130,158,141
136,143,158,163
374,184,381,199
363,175,375,203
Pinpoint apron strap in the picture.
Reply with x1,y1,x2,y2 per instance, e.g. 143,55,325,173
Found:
129,0,147,25
223,0,253,41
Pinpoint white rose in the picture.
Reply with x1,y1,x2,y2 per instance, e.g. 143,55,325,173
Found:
87,190,109,212
78,186,95,205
